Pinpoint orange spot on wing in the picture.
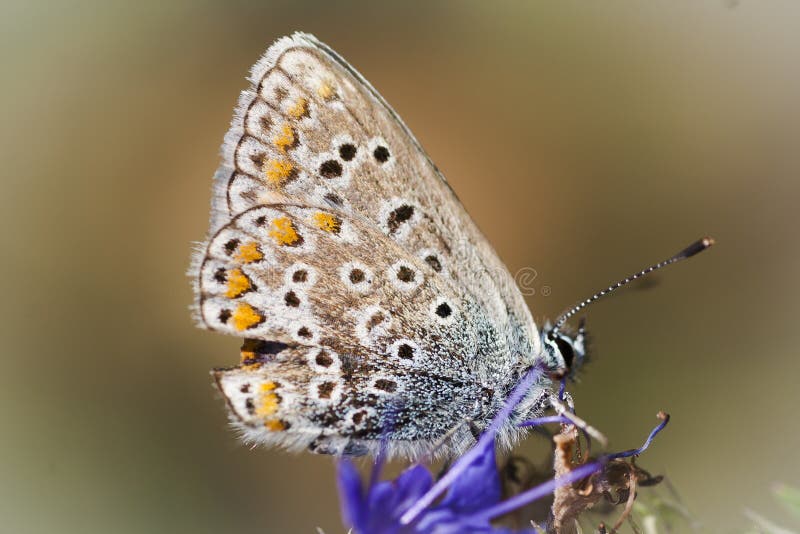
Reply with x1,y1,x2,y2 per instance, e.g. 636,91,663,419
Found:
317,82,335,100
269,217,301,246
287,97,308,119
273,123,295,152
264,158,295,184
257,381,280,417
312,212,341,234
231,303,263,331
225,268,251,298
239,348,263,370
264,419,285,431
234,242,263,264
240,339,260,364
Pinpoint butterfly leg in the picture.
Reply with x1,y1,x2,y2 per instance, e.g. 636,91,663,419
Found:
546,393,608,447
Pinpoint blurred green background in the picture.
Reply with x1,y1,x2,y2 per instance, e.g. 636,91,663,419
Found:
2,1,799,532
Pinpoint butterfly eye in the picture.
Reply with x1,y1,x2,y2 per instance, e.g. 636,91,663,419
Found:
553,336,575,369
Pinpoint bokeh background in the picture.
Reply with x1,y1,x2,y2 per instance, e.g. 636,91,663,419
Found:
3,1,799,532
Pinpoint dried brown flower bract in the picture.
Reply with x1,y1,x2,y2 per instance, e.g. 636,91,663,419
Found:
549,425,664,534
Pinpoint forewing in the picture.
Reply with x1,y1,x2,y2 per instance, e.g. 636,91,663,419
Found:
198,204,477,380
192,34,544,456
202,204,485,456
202,33,539,367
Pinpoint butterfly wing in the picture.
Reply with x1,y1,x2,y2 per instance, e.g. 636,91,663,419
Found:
192,33,541,456
201,204,487,456
198,204,477,371
214,344,483,458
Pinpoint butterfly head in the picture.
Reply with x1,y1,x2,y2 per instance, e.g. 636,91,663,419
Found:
538,237,715,380
541,319,587,379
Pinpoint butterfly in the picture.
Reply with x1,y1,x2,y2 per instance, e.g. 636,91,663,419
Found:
190,32,710,459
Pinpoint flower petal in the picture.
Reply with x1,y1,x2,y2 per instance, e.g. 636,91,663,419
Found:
337,459,365,530
437,438,501,512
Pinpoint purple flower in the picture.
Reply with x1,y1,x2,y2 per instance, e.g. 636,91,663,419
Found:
338,461,433,534
336,366,670,534
338,434,540,534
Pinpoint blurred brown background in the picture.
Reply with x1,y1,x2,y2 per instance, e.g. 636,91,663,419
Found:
2,1,799,532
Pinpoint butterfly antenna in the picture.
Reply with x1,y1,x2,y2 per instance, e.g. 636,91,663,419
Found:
551,236,715,335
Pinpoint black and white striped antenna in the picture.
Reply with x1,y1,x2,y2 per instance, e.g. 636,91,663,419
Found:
550,237,715,335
